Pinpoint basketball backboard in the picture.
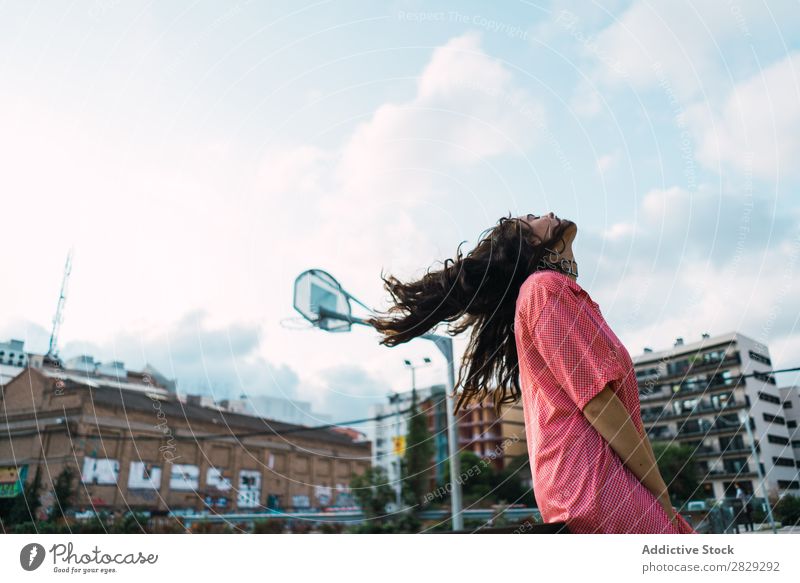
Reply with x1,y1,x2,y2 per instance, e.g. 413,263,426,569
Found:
293,269,353,332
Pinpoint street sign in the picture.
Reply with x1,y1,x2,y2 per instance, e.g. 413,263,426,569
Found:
293,269,353,332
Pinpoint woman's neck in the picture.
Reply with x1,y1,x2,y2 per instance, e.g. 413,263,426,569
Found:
537,246,578,280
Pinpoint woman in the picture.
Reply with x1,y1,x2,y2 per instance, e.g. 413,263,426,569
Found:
367,211,695,534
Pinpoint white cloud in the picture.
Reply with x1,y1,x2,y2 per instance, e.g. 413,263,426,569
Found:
687,52,800,180
578,185,800,374
579,1,798,102
596,151,619,174
603,221,636,241
253,32,547,297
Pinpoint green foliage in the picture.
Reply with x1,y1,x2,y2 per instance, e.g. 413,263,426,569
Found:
401,389,435,509
774,494,800,526
439,451,533,507
346,511,421,533
288,520,313,534
48,465,76,522
189,520,235,534
349,466,395,519
651,441,701,505
318,521,344,533
253,518,285,533
110,511,149,533
491,454,535,507
0,466,43,529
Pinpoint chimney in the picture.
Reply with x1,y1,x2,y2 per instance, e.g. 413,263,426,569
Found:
674,337,684,347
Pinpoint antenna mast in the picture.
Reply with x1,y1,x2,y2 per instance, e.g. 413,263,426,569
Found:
45,249,73,366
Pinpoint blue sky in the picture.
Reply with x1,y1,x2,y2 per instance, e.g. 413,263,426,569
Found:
2,0,799,424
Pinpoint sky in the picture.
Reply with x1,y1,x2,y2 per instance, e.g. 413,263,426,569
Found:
1,0,800,426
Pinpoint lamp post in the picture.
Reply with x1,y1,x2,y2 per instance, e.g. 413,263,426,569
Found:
388,391,403,509
404,357,431,404
398,358,432,511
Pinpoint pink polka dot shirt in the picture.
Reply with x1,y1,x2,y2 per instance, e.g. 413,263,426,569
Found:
514,269,696,534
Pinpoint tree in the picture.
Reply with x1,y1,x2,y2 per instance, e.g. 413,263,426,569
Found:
651,441,701,505
491,454,535,507
49,466,76,522
401,388,435,509
0,466,43,527
349,466,395,520
440,451,495,505
773,494,800,526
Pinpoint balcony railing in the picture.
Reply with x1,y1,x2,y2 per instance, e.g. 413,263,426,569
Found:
653,422,745,441
641,401,746,424
638,374,744,403
655,353,742,383
705,468,757,480
692,447,752,458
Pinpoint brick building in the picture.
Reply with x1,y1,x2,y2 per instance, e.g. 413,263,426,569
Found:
0,366,371,518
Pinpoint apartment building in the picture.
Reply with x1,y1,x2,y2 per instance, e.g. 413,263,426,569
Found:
0,339,28,385
0,366,370,518
371,384,446,502
779,385,800,474
633,331,800,501
371,384,527,500
456,400,527,471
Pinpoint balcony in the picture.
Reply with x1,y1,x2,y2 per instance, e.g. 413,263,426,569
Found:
677,423,744,438
642,401,747,425
655,352,742,383
705,468,757,480
459,433,501,444
693,447,752,459
638,374,744,404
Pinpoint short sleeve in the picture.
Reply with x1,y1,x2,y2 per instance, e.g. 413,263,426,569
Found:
531,288,625,411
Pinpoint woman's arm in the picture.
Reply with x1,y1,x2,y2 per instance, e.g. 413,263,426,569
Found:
582,384,677,522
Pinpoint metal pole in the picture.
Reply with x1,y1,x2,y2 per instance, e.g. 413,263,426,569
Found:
426,334,463,531
391,393,403,509
739,411,778,533
315,307,463,530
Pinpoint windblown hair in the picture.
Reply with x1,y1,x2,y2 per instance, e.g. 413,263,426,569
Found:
365,212,572,414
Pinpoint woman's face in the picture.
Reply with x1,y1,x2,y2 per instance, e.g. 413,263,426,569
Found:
521,212,566,245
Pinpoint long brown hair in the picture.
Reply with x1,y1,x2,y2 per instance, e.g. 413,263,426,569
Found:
365,212,572,414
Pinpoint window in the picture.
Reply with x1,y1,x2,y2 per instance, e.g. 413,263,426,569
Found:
763,412,786,425
792,440,800,448
783,401,793,409
788,420,797,429
777,480,799,489
753,370,776,384
767,434,790,445
758,391,781,404
749,350,772,365
771,456,795,467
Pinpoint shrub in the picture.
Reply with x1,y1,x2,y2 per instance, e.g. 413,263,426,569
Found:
318,522,344,534
288,520,312,534
253,518,285,533
774,494,800,527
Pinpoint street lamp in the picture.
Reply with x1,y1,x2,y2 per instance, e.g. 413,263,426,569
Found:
404,357,432,401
